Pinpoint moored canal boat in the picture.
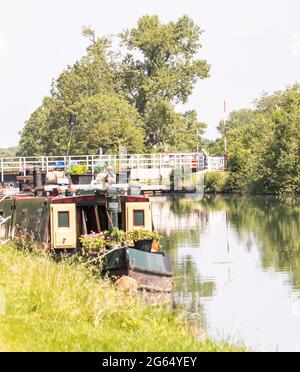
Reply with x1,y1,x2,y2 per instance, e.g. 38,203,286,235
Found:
0,187,173,292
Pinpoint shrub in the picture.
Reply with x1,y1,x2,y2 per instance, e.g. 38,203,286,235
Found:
79,229,130,253
204,171,231,194
127,229,161,242
79,232,107,253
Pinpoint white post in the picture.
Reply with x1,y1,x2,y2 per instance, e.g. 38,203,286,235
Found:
23,158,26,176
1,158,3,184
91,155,95,176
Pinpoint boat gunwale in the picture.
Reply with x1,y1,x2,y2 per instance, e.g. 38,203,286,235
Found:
129,265,173,278
103,246,173,277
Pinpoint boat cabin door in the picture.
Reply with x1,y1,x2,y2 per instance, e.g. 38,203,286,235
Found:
51,204,77,249
126,202,152,231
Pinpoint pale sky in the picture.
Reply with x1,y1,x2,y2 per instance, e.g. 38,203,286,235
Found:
0,0,299,148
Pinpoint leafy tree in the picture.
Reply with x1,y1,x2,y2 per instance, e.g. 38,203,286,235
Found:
18,17,209,156
0,147,18,157
256,87,300,194
71,94,144,154
18,29,144,156
142,99,205,152
120,15,210,150
217,109,259,134
209,84,300,195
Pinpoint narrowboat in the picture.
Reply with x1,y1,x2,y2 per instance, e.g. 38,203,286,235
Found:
0,188,173,293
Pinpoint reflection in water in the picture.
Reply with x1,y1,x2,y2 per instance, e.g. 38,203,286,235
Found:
151,195,300,352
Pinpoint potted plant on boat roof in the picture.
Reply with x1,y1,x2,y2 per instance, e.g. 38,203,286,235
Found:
104,229,128,250
127,229,161,253
68,164,93,185
79,232,107,255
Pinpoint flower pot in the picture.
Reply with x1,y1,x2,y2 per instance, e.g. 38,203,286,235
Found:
70,174,93,185
134,239,153,252
85,248,104,255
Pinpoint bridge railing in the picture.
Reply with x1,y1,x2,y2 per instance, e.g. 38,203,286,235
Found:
0,153,224,183
207,156,225,171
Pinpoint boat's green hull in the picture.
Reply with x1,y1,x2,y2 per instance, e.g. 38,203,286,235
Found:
102,247,173,293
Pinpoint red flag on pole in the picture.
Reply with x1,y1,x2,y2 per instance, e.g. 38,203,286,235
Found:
224,100,228,168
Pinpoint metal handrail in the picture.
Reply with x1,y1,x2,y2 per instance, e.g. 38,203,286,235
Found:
0,153,224,182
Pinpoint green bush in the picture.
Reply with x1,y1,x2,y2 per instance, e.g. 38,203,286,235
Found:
204,171,231,194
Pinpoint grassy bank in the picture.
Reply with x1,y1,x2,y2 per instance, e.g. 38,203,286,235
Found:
0,244,243,352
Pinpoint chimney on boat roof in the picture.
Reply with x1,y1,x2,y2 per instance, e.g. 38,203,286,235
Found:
33,167,43,197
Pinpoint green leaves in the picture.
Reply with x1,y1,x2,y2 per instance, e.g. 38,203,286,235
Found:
120,15,210,149
121,15,203,62
18,16,210,156
0,147,18,157
70,94,144,155
211,84,300,195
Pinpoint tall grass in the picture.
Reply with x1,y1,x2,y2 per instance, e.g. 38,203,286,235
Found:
0,244,244,352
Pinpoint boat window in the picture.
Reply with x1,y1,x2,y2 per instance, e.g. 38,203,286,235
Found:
133,210,145,227
58,211,70,228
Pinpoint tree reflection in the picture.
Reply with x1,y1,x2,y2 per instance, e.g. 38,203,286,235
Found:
171,255,215,329
204,196,300,290
155,197,215,329
170,197,203,216
152,195,300,336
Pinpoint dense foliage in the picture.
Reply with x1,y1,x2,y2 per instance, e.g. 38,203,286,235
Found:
208,84,300,195
18,16,209,156
0,147,18,157
204,171,231,194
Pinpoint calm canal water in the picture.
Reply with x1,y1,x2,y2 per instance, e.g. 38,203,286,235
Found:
151,195,300,352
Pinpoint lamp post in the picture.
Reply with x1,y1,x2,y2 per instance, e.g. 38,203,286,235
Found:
67,114,77,158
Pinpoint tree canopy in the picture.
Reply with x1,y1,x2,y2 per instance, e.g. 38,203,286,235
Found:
18,16,209,156
0,147,18,157
120,15,209,149
207,84,300,195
